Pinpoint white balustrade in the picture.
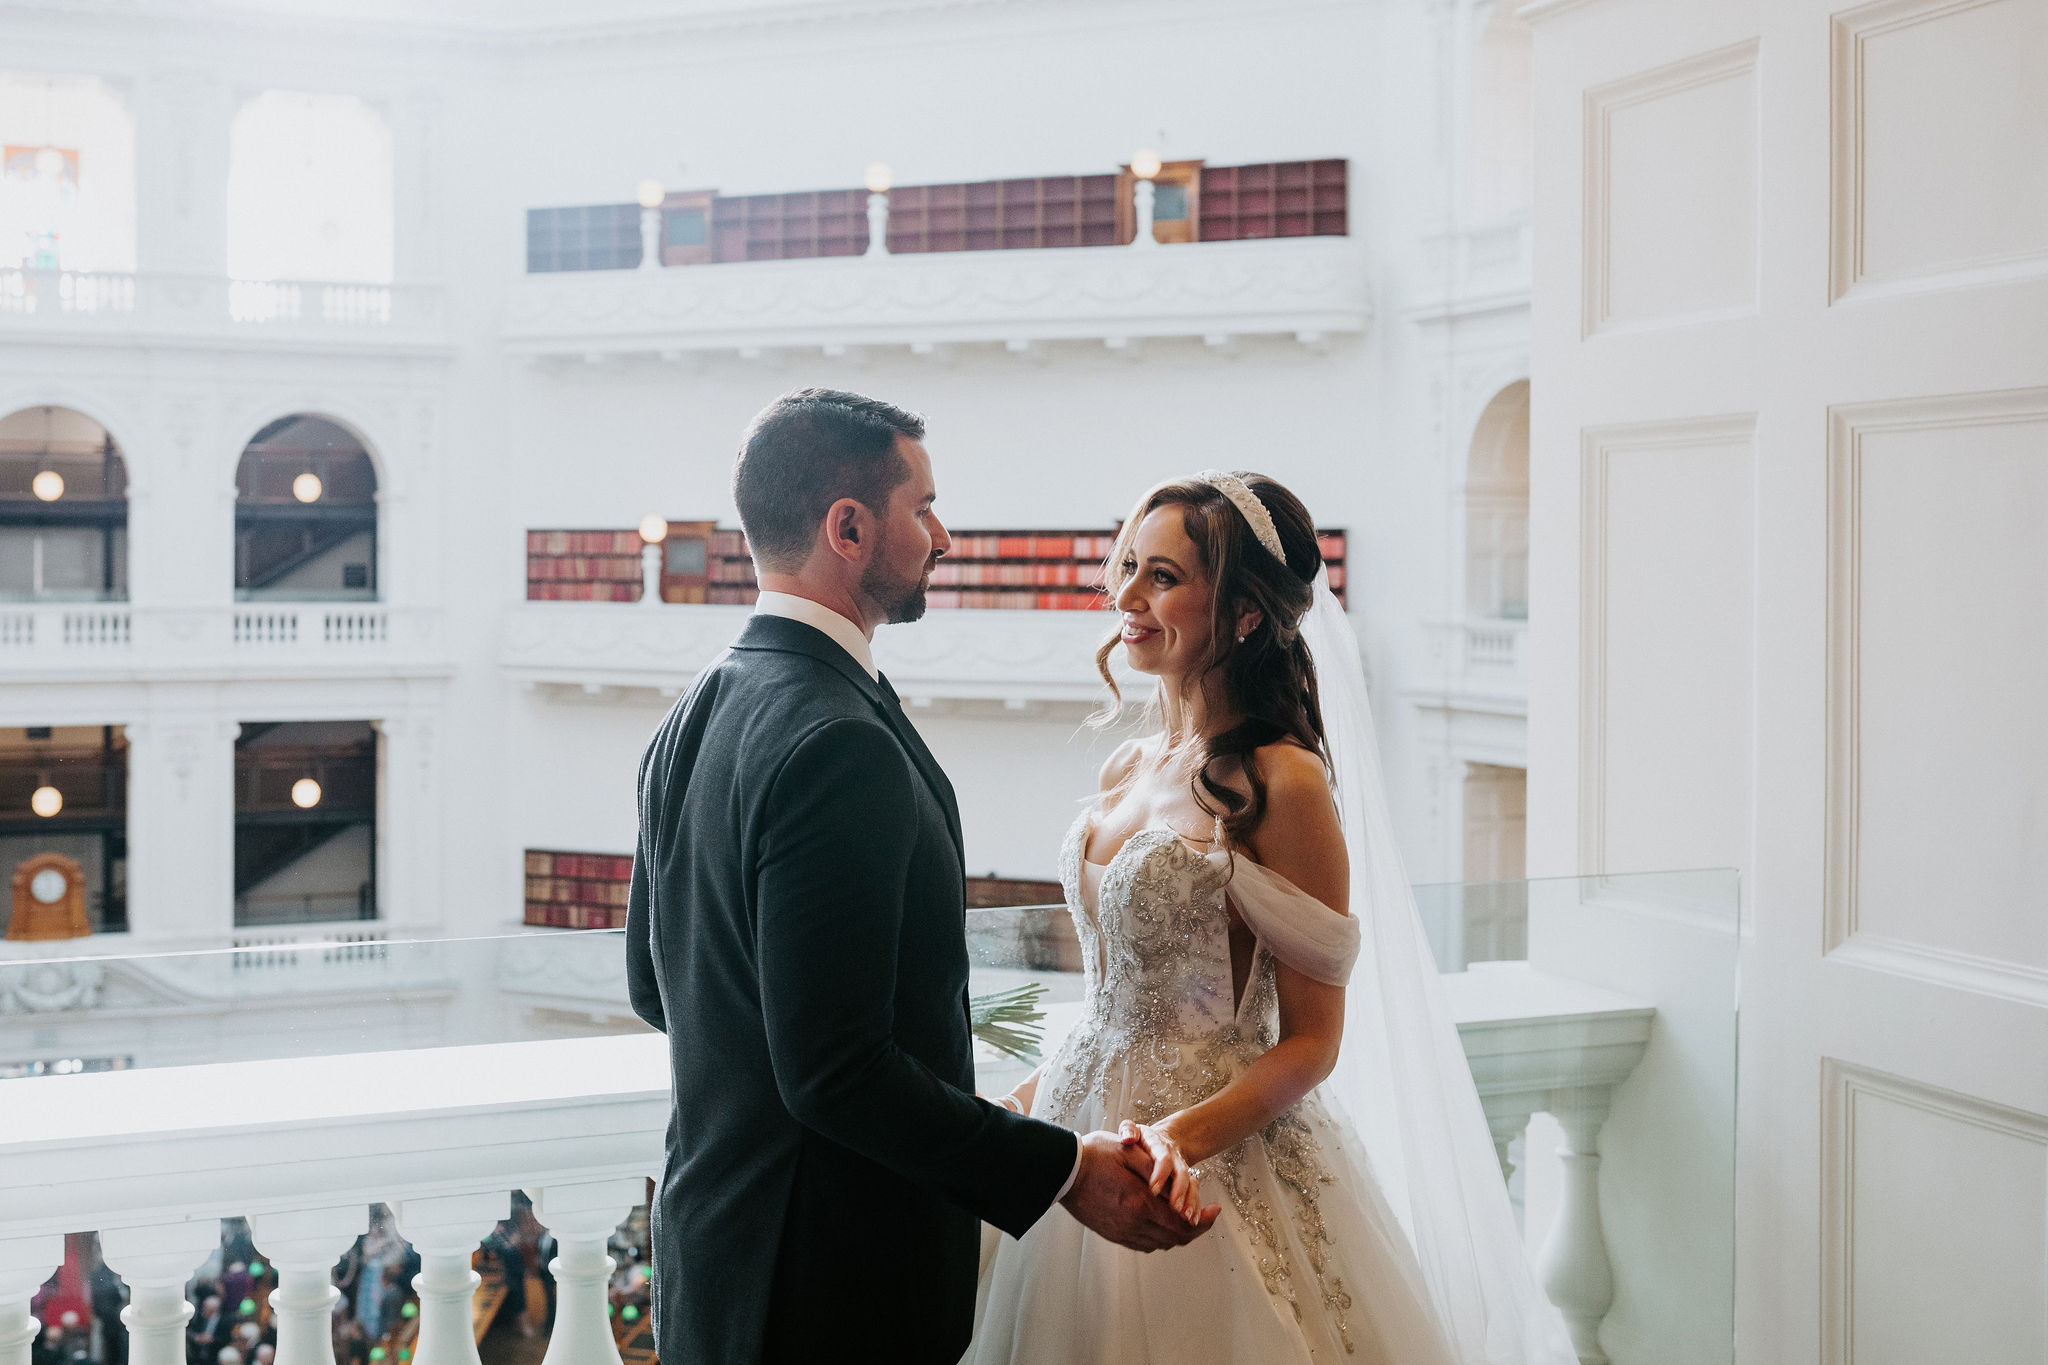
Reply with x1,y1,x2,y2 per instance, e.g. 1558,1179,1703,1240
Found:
526,1182,643,1365
247,1207,367,1365
1443,963,1652,1365
0,1235,65,1365
318,286,393,326
0,271,440,347
1538,1089,1621,1365
502,235,1370,359
101,1222,227,1365
389,1195,505,1365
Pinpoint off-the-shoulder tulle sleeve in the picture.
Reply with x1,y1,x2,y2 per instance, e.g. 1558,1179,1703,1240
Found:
1205,850,1361,986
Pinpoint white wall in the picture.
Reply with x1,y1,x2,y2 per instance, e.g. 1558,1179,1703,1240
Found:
0,0,1514,947
1523,3,2048,1363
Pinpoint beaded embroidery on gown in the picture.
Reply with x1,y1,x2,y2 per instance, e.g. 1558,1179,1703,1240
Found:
964,809,1464,1365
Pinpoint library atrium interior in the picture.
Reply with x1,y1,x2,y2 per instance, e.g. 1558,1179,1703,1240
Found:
2,2,2042,1365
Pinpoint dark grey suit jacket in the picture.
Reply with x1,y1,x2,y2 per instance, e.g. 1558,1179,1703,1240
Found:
626,612,1077,1364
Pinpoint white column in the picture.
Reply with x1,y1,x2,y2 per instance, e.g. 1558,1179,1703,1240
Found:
1131,179,1158,248
1537,1087,1616,1365
122,717,239,945
637,208,660,272
525,1181,640,1365
102,1222,223,1365
638,545,661,607
864,193,890,257
248,1206,367,1365
0,1236,64,1365
389,1194,503,1365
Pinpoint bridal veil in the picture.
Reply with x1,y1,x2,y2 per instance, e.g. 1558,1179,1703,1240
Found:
1295,573,1576,1365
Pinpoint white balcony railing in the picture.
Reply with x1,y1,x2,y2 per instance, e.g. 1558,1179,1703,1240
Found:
0,604,445,679
502,600,1132,708
0,270,445,350
0,866,1734,1365
502,236,1372,361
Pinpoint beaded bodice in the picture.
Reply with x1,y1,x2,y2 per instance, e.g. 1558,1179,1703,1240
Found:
1039,809,1280,1129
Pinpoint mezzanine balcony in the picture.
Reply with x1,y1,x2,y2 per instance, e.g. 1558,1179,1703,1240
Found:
0,604,447,683
501,235,1372,363
0,270,446,354
0,867,1734,1365
501,599,1127,709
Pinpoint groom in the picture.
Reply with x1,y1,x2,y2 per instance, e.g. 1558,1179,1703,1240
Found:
626,389,1215,1363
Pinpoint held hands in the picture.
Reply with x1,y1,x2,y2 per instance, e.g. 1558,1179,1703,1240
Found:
1059,1127,1221,1253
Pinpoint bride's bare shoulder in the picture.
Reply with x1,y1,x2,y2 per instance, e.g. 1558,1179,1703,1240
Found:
1250,741,1340,831
1097,735,1150,793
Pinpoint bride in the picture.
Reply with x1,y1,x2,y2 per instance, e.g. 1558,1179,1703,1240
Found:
967,472,1576,1364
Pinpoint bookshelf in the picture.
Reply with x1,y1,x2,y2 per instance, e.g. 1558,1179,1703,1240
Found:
1197,160,1348,241
710,189,868,262
531,526,1347,608
524,849,632,929
526,530,643,602
887,175,1123,254
534,158,1351,274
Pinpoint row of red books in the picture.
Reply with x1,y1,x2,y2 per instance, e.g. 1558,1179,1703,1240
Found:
945,534,1118,560
528,582,639,602
924,590,1107,611
528,556,642,581
526,876,631,907
526,850,635,880
929,563,1107,588
529,530,642,556
525,903,626,930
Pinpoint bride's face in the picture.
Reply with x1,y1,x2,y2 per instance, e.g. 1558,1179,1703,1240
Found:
1114,507,1216,680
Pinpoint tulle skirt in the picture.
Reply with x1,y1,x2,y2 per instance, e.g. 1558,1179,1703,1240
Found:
965,1054,1464,1365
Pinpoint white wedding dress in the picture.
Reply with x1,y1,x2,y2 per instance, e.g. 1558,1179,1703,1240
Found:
967,575,1576,1364
967,809,1460,1364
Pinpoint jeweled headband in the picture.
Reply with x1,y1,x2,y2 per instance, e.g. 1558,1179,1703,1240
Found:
1194,469,1287,566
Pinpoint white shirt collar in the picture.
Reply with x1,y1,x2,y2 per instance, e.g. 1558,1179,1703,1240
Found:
752,591,878,681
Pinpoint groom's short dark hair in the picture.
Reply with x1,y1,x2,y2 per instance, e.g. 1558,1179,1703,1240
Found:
733,388,926,573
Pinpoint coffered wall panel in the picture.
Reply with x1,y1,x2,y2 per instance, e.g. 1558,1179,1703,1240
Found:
1583,40,1759,336
1580,415,1754,876
1821,1060,2048,1365
1826,388,2048,1001
1831,0,2048,300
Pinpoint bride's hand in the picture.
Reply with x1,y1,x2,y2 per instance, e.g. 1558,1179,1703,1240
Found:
1118,1120,1207,1223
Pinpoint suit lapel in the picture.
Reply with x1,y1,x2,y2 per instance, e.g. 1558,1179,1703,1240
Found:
872,670,964,855
730,615,965,855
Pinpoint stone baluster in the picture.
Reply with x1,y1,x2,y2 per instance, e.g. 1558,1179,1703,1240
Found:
102,1222,225,1365
248,1206,367,1365
1484,1106,1535,1187
525,1180,641,1365
389,1195,503,1365
1537,1086,1618,1365
0,1235,64,1365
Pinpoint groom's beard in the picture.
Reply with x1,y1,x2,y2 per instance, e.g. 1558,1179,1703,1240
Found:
863,546,938,625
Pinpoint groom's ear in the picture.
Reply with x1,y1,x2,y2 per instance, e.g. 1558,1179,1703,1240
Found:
823,496,872,565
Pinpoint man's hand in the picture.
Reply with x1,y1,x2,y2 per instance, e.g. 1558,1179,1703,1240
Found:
1059,1130,1221,1251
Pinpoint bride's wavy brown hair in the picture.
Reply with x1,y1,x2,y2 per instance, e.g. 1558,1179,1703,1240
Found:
1091,472,1330,847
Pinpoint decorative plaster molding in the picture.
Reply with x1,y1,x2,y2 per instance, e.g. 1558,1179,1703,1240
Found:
501,238,1371,360
1829,0,2048,303
1823,386,2048,1005
1578,413,1755,875
501,601,1131,707
1819,1057,2048,1365
1581,40,1760,339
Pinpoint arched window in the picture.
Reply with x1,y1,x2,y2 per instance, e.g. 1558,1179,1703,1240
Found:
1465,380,1529,622
226,91,393,284
0,73,135,274
233,416,377,602
0,406,126,602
